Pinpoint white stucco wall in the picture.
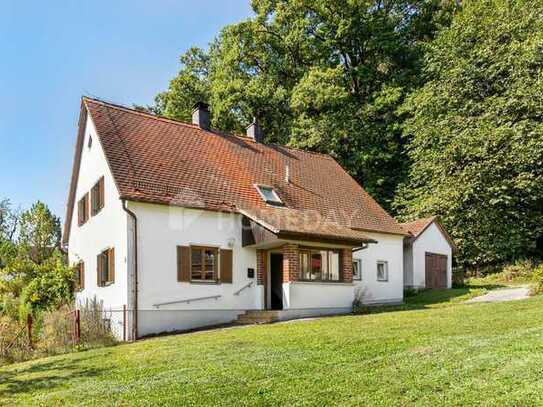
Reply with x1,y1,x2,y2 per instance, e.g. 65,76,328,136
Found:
403,244,413,287
68,116,129,339
129,203,260,337
284,281,355,310
352,232,404,305
411,223,453,289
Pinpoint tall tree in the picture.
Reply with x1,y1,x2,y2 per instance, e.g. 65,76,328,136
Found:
155,0,456,210
395,0,543,268
18,201,61,264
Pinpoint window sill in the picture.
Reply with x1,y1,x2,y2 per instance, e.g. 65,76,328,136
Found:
292,280,353,286
91,208,103,217
189,280,221,285
377,280,389,283
99,282,114,287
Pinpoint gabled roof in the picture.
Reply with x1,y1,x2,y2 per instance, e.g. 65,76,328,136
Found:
400,217,457,252
63,97,406,245
400,217,436,238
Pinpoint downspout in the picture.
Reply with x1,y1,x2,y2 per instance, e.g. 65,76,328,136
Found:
122,200,138,340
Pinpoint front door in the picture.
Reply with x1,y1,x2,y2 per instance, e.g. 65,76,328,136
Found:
425,252,447,289
270,253,283,310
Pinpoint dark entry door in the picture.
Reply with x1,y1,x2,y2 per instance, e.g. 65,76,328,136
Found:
270,253,283,310
425,252,448,289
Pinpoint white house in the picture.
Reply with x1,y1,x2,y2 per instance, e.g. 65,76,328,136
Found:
401,217,457,290
63,97,408,340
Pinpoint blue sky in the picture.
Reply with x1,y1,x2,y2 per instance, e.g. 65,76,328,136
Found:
0,1,252,220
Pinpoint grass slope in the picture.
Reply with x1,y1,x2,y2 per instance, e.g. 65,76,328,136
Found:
1,294,543,406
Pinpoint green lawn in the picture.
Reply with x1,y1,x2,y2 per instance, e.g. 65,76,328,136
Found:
1,294,543,406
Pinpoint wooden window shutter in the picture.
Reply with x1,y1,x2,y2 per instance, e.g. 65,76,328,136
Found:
177,246,190,282
220,249,233,283
78,200,82,225
80,262,85,290
97,253,103,287
99,177,105,210
108,248,115,283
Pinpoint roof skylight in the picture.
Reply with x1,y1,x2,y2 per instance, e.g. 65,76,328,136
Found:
255,184,283,205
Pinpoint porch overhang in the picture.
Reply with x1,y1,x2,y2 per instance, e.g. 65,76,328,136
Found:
240,207,377,248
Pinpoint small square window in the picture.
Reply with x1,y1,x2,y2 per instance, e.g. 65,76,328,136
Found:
255,184,282,205
377,261,388,282
353,258,362,280
190,246,218,281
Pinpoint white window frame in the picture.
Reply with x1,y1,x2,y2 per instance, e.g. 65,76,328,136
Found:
353,258,362,281
254,184,283,205
376,260,389,282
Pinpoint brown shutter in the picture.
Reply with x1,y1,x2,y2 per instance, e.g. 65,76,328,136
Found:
78,200,82,225
84,193,89,221
220,249,233,283
177,246,190,282
97,253,103,287
99,177,105,210
80,262,85,290
108,247,115,283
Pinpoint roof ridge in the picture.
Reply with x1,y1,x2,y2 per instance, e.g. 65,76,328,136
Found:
82,96,334,160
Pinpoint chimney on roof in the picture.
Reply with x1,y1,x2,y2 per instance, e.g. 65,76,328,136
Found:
192,101,210,130
246,117,263,143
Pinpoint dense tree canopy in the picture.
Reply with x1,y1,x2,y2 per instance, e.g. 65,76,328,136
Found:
154,0,543,268
155,0,457,210
394,0,543,267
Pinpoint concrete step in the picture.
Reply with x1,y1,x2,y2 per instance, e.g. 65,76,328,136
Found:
234,310,281,325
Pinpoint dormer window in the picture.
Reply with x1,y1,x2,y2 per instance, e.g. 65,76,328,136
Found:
255,184,282,205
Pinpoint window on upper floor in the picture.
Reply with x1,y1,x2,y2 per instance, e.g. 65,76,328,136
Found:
97,248,115,287
353,258,362,281
255,184,282,205
91,177,105,216
377,260,388,282
77,193,89,226
299,249,340,282
74,262,85,291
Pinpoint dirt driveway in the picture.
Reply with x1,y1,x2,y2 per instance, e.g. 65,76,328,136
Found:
467,286,531,303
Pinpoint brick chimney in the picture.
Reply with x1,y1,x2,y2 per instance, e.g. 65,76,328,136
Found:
192,102,210,130
246,117,263,143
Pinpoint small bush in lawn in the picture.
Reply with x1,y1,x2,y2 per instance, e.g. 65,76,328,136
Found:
531,264,543,295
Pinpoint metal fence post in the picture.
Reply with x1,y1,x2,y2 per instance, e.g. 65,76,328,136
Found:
74,309,81,345
123,305,127,342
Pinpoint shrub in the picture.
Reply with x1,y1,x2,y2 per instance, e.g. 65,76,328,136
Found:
501,259,537,282
531,264,543,295
39,299,116,356
0,315,32,365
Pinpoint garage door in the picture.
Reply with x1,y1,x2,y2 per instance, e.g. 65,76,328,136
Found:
425,252,447,289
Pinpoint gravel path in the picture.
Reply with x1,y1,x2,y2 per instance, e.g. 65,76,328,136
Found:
467,286,531,303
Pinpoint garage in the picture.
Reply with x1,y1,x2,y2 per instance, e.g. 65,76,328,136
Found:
425,252,448,289
401,216,457,290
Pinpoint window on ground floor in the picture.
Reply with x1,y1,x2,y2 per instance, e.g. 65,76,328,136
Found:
191,246,218,281
97,248,115,286
353,258,362,280
299,249,340,281
74,261,85,291
377,260,388,282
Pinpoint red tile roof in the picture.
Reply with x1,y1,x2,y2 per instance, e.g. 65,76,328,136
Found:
240,207,377,245
63,97,406,244
400,217,436,237
400,216,458,252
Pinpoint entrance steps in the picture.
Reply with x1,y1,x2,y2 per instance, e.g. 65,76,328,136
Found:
234,310,281,325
